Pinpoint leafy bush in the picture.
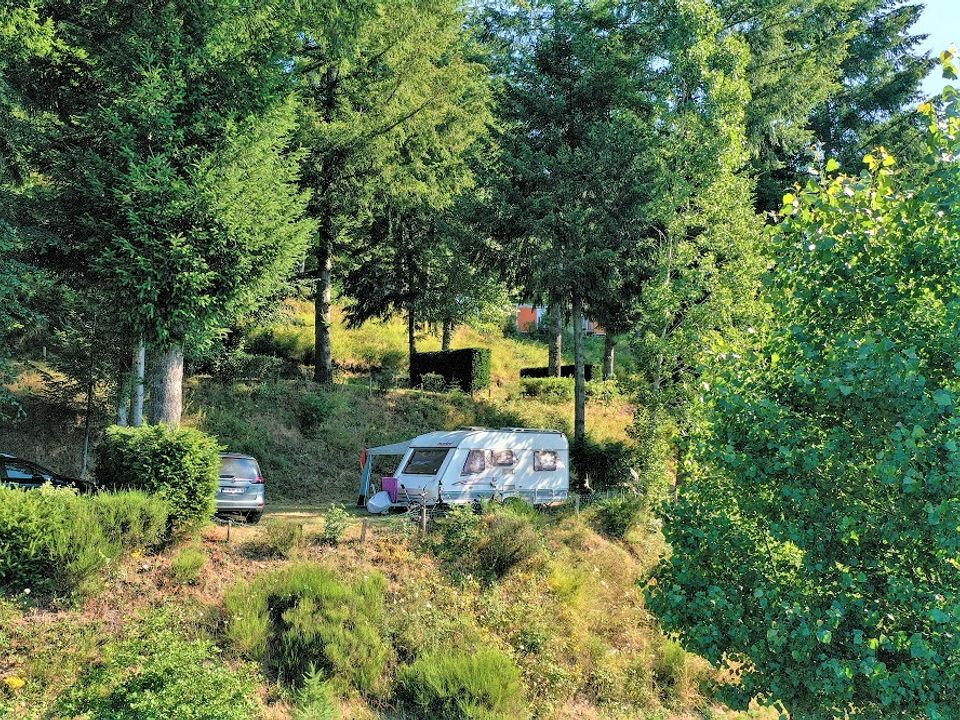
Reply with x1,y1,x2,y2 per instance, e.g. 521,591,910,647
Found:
221,351,286,380
519,377,573,401
297,391,335,432
224,563,389,693
519,364,594,381
396,647,523,720
56,611,259,720
432,505,540,582
590,495,646,539
320,504,349,545
169,545,206,584
570,438,640,492
410,348,491,393
420,372,448,392
585,379,621,404
96,424,221,529
0,487,167,597
294,668,341,720
432,505,484,568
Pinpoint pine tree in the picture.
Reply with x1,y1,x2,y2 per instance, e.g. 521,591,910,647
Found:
291,0,492,384
485,0,758,445
18,0,315,424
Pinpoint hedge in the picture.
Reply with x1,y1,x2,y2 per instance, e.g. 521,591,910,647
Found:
410,348,491,393
519,364,593,381
96,424,221,528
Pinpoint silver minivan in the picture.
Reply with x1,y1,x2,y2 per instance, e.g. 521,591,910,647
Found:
216,453,265,523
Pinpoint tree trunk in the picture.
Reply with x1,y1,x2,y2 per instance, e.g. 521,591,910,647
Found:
603,334,616,380
313,233,334,384
548,302,563,377
408,309,416,356
117,375,130,427
147,345,184,426
312,65,340,386
572,293,586,444
80,316,97,479
441,317,453,351
131,338,146,426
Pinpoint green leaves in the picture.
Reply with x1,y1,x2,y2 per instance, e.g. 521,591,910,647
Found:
650,80,960,718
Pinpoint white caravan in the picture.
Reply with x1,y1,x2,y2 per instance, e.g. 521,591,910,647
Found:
358,427,569,509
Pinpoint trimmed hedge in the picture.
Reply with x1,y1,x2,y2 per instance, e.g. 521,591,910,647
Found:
96,424,221,528
519,364,594,381
410,348,491,393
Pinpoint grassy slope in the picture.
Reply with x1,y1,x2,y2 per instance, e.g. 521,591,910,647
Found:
1,306,634,505
0,509,775,720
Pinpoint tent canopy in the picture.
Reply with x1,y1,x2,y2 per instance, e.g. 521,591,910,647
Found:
366,440,411,456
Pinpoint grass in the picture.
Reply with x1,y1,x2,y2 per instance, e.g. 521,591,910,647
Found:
0,497,781,720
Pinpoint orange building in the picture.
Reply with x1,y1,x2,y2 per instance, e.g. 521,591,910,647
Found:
515,305,604,335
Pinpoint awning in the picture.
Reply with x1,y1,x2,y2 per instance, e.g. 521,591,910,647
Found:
366,440,411,456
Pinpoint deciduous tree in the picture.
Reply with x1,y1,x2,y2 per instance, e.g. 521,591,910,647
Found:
650,58,960,718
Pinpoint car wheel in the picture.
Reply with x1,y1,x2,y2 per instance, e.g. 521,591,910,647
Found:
244,511,263,525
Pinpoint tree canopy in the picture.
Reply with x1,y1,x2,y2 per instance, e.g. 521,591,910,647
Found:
650,57,960,718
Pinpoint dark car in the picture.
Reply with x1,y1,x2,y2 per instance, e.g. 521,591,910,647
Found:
0,452,93,493
216,452,265,524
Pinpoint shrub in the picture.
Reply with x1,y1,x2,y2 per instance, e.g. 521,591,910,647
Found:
432,505,484,568
320,504,349,545
519,364,593,381
96,424,221,529
224,563,389,693
297,391,335,433
420,372,448,392
0,487,167,597
410,348,491,393
169,545,206,584
475,511,540,581
247,518,301,559
590,495,646,540
569,438,640,492
56,611,259,720
584,379,621,404
294,668,341,720
396,647,523,720
221,351,285,380
432,505,540,583
519,377,573,401
91,491,169,549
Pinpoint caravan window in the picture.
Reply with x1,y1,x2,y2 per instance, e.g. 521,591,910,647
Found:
402,449,449,475
534,450,558,471
492,450,516,467
461,449,487,475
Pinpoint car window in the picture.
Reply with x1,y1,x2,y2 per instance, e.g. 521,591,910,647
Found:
220,457,259,480
402,449,450,475
4,461,43,481
533,450,558,472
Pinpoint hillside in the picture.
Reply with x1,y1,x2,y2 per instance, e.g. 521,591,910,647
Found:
0,307,635,506
0,495,776,720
